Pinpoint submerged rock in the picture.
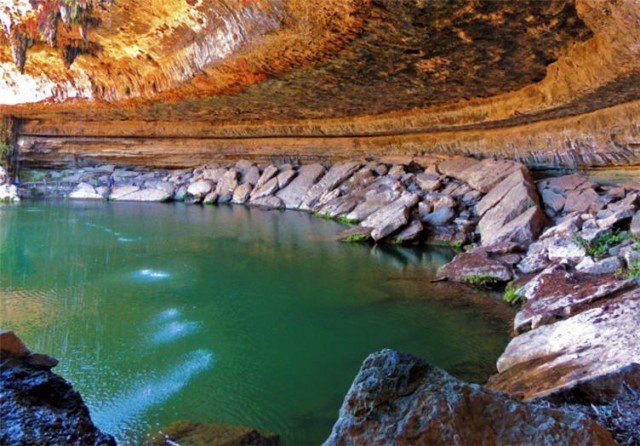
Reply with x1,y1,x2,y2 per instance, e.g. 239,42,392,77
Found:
151,420,279,446
324,349,614,446
0,331,115,446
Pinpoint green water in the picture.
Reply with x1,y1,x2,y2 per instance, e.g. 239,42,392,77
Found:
0,201,512,445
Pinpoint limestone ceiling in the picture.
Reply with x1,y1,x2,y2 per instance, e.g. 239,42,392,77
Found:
0,0,598,121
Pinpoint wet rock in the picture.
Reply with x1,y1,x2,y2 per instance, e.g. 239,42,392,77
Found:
151,420,279,446
337,226,372,243
438,247,513,285
250,196,284,209
231,182,253,204
392,218,423,243
360,193,419,241
69,182,104,200
276,163,324,209
300,162,359,211
324,349,614,446
514,266,635,333
203,191,218,204
489,289,640,404
0,332,115,446
186,179,214,200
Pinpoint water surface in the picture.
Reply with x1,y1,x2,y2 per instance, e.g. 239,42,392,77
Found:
0,201,512,444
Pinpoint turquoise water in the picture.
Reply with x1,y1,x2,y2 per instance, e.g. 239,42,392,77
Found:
0,201,512,445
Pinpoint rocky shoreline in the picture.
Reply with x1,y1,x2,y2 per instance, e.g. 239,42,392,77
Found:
1,156,639,444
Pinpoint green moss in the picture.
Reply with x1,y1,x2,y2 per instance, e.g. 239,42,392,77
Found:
626,261,640,280
575,230,632,258
314,211,332,220
463,274,501,289
341,233,371,243
503,288,525,306
338,216,360,225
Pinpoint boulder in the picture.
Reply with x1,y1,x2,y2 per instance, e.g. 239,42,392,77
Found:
186,179,214,199
420,206,456,226
345,189,400,222
630,210,640,236
392,218,423,243
513,265,635,333
489,289,640,404
438,247,513,285
276,168,297,189
110,187,172,202
539,174,587,194
476,169,534,217
447,159,525,194
481,205,547,247
249,196,284,209
300,162,359,211
576,256,623,274
360,193,419,241
324,349,614,446
250,177,279,200
540,188,566,214
242,166,261,186
69,182,104,200
276,164,325,209
317,194,361,218
437,157,479,178
215,169,239,203
203,191,218,204
231,183,253,204
253,165,279,190
414,172,441,192
109,185,140,200
0,184,20,202
564,188,600,214
0,333,115,446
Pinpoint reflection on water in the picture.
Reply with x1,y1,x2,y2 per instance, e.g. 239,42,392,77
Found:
92,349,215,440
0,201,513,445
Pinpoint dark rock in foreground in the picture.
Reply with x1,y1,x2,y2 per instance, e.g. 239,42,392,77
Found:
150,420,279,446
324,349,615,446
0,331,115,446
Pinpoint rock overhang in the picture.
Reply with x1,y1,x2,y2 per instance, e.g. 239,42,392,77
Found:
0,0,639,169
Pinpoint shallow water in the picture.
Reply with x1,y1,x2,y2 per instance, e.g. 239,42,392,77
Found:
0,201,512,445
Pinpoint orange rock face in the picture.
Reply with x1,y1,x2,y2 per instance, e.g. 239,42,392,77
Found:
0,0,639,168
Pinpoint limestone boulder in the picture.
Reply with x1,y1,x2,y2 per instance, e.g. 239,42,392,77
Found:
300,162,359,211
187,179,214,200
69,182,105,200
489,289,640,404
360,193,419,241
438,247,513,285
345,189,400,222
250,177,279,200
215,169,239,203
250,196,284,209
110,187,172,202
324,349,614,446
231,182,253,204
0,184,19,202
254,165,279,190
564,188,600,214
276,164,325,209
513,265,635,333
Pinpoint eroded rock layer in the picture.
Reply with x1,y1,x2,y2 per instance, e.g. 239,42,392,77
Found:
1,0,639,168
